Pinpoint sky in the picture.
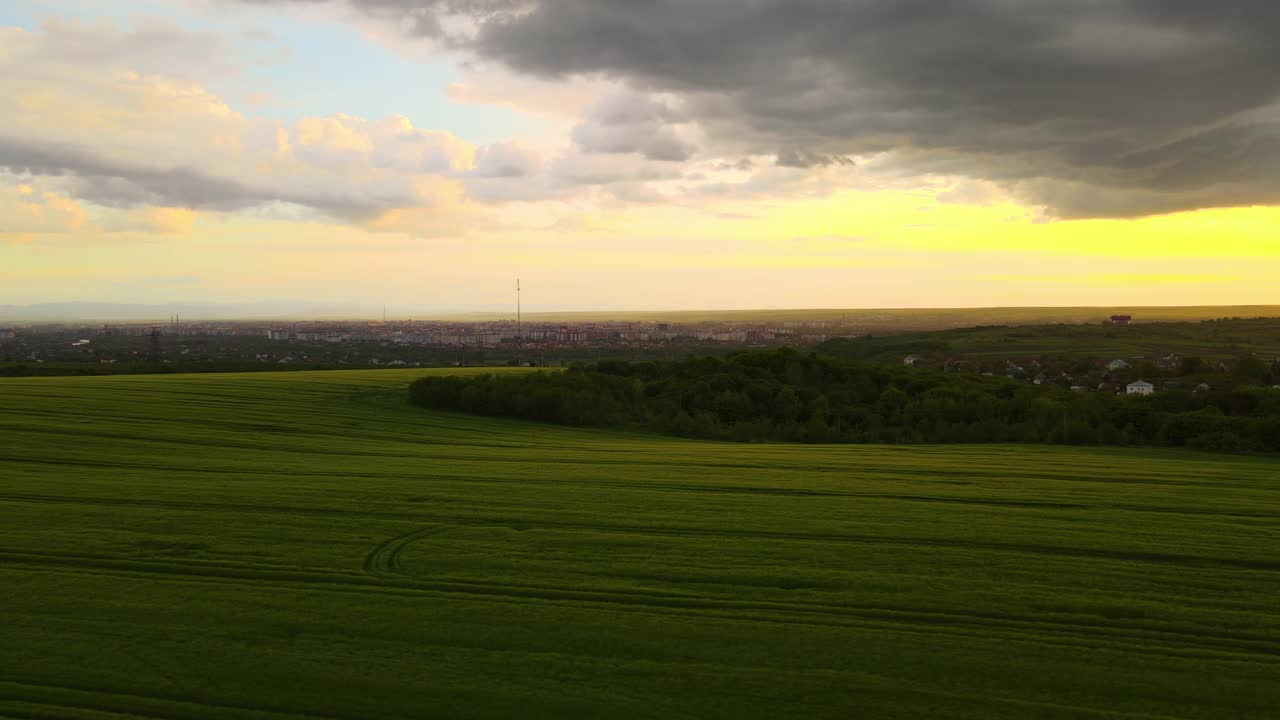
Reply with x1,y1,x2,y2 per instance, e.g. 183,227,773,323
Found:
2,0,1279,312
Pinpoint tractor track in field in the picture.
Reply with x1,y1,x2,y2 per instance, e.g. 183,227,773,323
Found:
4,547,1279,665
4,490,1279,572
0,679,362,720
0,491,428,522
3,470,1276,525
10,413,1268,492
361,525,454,575
0,424,430,461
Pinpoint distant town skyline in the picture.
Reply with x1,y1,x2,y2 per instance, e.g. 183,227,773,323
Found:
3,1,1279,309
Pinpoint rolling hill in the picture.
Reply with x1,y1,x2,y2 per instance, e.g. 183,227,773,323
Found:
1,369,1277,719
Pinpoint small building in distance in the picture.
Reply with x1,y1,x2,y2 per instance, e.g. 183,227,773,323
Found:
903,354,921,366
1108,314,1133,325
1127,380,1155,396
1107,359,1131,371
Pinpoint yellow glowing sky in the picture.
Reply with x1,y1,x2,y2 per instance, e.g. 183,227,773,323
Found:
2,4,1278,312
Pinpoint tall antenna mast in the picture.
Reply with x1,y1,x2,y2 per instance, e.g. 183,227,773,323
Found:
148,326,163,363
517,278,521,340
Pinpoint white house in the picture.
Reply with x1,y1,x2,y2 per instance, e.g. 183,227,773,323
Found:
1126,380,1155,396
903,355,921,366
1107,359,1131,371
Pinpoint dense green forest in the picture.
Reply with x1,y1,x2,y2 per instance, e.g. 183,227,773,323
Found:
409,349,1280,451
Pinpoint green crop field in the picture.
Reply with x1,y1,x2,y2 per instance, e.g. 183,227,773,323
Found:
1,369,1278,719
821,317,1280,363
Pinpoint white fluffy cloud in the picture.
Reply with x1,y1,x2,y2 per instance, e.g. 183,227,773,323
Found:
0,19,500,228
0,181,86,241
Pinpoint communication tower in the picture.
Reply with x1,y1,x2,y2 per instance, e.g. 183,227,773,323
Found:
148,326,163,363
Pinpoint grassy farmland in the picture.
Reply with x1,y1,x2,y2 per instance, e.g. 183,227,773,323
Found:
819,317,1280,363
1,370,1278,719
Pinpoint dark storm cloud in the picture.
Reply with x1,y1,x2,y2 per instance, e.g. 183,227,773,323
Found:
570,92,693,162
0,135,423,218
775,150,854,169
0,136,263,210
241,0,1280,217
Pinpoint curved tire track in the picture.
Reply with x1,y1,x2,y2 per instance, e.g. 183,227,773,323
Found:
362,526,452,576
5,490,1279,574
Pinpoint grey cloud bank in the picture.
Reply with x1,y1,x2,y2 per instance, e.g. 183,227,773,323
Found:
241,0,1280,217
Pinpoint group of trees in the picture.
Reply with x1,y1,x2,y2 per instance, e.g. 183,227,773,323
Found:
409,349,1280,452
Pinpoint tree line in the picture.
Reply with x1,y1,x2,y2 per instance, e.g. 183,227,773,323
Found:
408,349,1280,451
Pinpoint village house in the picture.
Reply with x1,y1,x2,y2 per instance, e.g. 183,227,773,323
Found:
1126,380,1155,396
1107,359,1131,371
